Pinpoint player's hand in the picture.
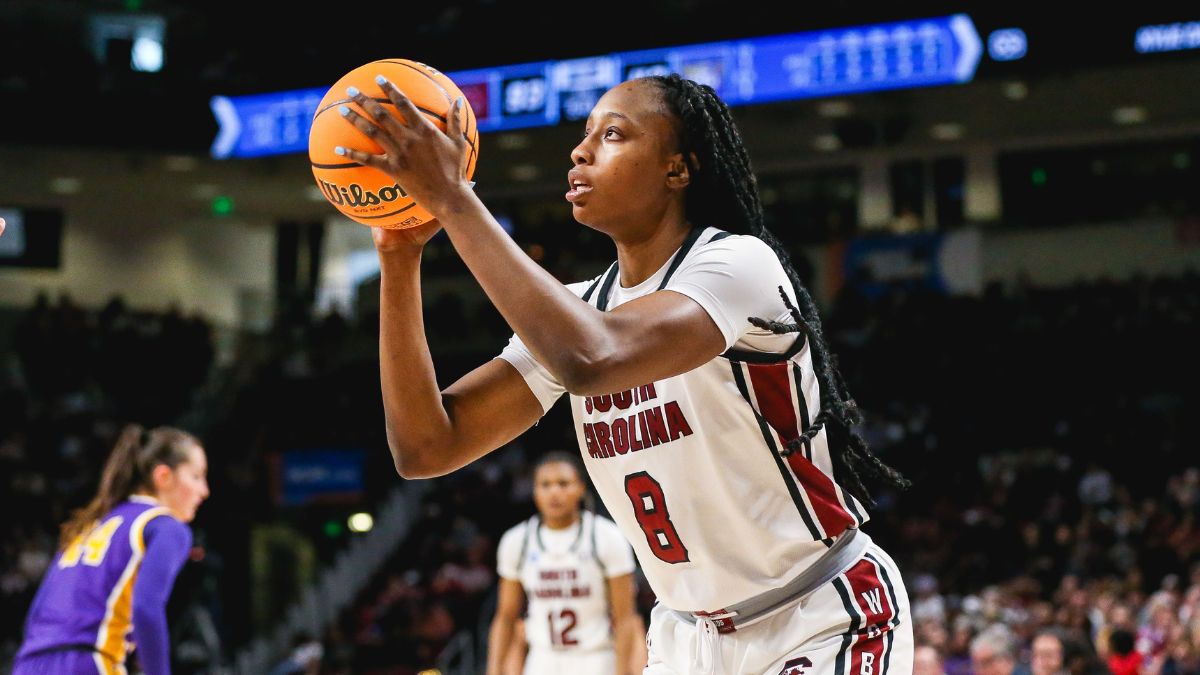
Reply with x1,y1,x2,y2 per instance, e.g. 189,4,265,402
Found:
0,216,6,237
372,218,443,254
337,78,473,219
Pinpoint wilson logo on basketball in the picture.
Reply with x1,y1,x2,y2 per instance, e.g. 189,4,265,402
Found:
317,179,410,209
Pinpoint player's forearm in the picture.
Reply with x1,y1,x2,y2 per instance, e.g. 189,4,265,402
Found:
613,614,639,675
131,606,171,675
435,191,619,389
377,248,457,478
485,617,515,675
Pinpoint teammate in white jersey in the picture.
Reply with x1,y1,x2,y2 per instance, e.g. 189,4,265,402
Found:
341,71,915,674
487,452,643,675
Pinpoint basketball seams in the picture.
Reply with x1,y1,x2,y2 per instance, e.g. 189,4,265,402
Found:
378,59,454,104
416,60,477,153
313,102,476,156
314,97,449,125
310,161,360,170
308,108,461,164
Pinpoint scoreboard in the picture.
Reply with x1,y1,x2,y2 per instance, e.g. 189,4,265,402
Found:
213,14,985,157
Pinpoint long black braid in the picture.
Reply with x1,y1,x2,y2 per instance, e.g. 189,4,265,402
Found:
646,74,910,507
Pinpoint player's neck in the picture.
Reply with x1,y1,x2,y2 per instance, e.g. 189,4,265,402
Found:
613,217,692,288
541,513,581,530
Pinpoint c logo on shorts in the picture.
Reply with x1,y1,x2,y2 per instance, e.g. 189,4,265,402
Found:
779,656,813,675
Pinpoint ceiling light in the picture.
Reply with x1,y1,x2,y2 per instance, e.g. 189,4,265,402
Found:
930,123,964,141
50,177,82,195
813,134,842,152
509,164,539,181
1112,106,1147,125
496,133,530,150
191,184,219,199
1002,81,1028,100
165,155,198,171
817,100,854,118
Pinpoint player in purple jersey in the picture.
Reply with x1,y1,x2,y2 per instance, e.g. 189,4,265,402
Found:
13,425,209,675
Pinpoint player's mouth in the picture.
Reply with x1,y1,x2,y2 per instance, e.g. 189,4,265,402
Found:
566,169,592,203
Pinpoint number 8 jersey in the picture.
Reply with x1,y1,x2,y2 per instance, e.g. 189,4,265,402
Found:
498,228,870,614
497,511,636,652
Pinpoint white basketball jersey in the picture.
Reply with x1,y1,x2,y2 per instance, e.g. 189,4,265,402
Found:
497,512,635,652
499,227,870,613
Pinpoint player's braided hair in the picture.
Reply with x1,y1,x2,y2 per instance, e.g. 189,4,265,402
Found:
646,74,909,507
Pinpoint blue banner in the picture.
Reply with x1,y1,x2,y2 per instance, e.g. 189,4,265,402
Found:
843,230,982,298
279,450,364,506
212,14,981,158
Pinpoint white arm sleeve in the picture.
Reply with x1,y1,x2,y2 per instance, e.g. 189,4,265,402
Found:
595,517,637,578
664,234,799,350
494,277,599,414
496,333,567,415
496,524,527,581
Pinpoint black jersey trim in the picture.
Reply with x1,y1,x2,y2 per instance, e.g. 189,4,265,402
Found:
582,263,616,304
594,262,621,311
833,575,861,675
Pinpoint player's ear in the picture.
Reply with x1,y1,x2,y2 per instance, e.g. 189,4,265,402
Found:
666,153,692,189
150,463,174,494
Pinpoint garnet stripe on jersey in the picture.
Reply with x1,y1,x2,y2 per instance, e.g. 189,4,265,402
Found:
745,362,857,537
788,363,866,528
844,557,893,675
851,614,887,675
844,558,893,625
865,555,899,674
730,362,826,543
865,552,904,674
747,362,801,441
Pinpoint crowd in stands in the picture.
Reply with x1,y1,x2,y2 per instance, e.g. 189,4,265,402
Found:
1,257,1196,673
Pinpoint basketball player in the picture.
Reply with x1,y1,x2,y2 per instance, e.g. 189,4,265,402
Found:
488,452,642,675
13,425,209,675
339,72,915,674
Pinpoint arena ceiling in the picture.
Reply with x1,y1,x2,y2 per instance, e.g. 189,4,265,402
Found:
0,2,1196,222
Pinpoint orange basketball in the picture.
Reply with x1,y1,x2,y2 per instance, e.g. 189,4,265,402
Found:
308,59,479,229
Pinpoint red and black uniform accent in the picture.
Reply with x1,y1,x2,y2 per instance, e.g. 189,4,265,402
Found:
730,355,866,544
832,555,902,675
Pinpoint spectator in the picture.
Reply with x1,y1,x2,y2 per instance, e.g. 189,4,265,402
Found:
914,644,946,675
1030,630,1066,675
972,624,1018,675
1107,629,1143,675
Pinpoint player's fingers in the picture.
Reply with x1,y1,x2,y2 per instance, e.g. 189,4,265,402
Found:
346,86,407,138
334,145,390,172
337,104,395,152
446,96,469,146
375,76,433,131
